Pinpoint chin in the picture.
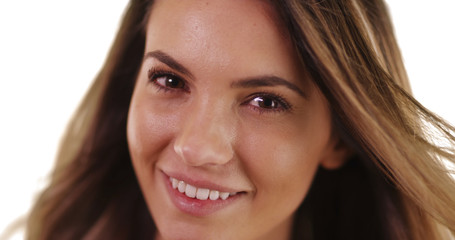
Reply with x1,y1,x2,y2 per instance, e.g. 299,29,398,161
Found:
154,217,238,240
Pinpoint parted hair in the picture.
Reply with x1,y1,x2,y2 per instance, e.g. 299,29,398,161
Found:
27,0,455,239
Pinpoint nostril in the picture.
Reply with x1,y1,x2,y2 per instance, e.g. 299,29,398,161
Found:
173,142,185,160
174,142,196,163
173,137,233,166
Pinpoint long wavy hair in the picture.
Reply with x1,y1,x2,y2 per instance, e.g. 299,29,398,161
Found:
27,0,455,239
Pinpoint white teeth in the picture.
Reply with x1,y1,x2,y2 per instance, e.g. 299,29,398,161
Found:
196,188,210,200
185,184,197,198
177,181,186,193
219,192,230,200
209,190,220,200
171,178,178,189
169,177,237,201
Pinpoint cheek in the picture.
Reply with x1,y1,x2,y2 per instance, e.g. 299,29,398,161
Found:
239,126,322,199
237,100,332,217
127,93,177,168
234,126,321,230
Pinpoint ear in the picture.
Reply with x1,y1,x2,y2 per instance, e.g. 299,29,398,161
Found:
320,136,353,170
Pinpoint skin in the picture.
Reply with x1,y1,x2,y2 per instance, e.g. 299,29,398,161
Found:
127,0,349,239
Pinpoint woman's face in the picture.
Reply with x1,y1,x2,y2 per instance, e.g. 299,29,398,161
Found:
127,0,346,239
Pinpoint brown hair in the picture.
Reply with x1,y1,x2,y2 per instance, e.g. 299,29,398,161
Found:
27,0,455,239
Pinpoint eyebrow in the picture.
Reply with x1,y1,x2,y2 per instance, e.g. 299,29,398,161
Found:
144,50,194,78
231,76,306,98
144,50,306,98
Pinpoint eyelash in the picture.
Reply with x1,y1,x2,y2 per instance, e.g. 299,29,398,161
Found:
148,67,189,93
147,67,293,113
243,92,293,114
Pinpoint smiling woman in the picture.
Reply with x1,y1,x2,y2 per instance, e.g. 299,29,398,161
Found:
128,2,344,239
26,0,455,240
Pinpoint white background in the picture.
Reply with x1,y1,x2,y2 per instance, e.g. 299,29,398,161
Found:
0,1,454,239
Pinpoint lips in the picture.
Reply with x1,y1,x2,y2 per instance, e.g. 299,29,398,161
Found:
162,171,245,216
170,177,237,200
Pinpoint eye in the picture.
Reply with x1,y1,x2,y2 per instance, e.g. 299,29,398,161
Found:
251,96,279,109
245,92,292,113
148,68,188,92
155,75,185,89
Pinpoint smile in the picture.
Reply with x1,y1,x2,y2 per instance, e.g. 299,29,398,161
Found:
170,177,237,200
162,171,246,216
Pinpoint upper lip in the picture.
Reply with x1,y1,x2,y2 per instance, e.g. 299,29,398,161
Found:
162,170,247,193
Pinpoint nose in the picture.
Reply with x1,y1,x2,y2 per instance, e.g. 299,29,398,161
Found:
173,99,235,167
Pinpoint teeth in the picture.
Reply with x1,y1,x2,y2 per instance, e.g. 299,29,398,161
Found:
169,177,237,201
177,181,186,193
209,190,219,200
185,184,197,198
171,178,178,189
196,188,210,200
220,192,229,200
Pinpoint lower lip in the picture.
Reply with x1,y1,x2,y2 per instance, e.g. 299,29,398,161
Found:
161,171,243,217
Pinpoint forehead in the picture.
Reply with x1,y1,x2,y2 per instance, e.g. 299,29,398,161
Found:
144,0,301,78
147,0,282,41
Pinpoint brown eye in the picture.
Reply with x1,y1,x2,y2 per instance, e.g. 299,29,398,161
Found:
155,75,185,89
251,96,279,109
244,92,292,114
